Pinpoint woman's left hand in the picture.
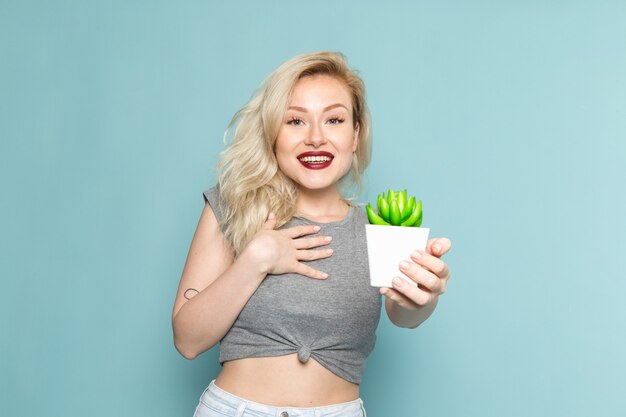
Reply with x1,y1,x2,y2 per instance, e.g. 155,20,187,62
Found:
380,237,452,310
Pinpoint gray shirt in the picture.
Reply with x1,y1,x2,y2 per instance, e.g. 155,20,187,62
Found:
203,186,381,384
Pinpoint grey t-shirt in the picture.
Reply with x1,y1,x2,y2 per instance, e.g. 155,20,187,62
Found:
203,185,381,384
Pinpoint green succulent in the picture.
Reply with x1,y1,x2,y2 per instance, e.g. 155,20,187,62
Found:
366,189,423,227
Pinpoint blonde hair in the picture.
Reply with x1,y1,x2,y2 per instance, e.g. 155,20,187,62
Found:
216,51,372,255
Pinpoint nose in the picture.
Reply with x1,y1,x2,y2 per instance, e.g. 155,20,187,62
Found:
304,121,327,147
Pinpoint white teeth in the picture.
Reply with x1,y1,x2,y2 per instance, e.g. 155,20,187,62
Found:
299,155,332,163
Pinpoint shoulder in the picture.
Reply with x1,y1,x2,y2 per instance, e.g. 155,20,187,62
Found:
202,184,222,222
350,202,368,225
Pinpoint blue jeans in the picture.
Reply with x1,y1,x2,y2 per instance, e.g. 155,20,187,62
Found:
193,380,367,417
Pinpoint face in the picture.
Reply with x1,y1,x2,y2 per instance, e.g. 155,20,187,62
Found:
275,75,359,194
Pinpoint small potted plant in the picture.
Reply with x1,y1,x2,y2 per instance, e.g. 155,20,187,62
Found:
364,189,430,287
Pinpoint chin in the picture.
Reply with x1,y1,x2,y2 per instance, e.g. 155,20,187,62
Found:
283,165,351,193
295,179,337,192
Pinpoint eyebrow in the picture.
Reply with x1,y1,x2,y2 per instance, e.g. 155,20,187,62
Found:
287,103,349,112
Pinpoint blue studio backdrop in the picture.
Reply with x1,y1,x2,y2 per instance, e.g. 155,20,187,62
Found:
1,1,625,416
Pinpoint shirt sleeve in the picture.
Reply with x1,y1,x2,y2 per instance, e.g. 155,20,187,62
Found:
202,184,222,222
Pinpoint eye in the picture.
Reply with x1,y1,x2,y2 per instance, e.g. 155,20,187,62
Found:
328,117,345,125
287,116,304,126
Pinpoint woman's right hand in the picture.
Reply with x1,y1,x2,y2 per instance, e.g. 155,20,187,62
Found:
245,212,333,280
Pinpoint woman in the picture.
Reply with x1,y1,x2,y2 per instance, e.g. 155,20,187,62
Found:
172,51,452,417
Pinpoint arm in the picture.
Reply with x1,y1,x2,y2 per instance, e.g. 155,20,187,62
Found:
381,238,452,329
172,204,333,360
385,294,438,329
171,202,263,359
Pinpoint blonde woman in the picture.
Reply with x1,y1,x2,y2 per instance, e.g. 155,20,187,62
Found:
172,51,452,417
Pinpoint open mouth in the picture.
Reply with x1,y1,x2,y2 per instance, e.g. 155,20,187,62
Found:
297,151,334,170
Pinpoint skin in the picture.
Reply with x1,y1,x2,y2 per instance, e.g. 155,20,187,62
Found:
381,238,452,329
274,74,359,220
171,74,452,407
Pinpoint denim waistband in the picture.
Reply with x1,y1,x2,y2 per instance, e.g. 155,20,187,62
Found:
201,379,365,417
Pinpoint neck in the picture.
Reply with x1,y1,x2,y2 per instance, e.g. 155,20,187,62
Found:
295,186,350,222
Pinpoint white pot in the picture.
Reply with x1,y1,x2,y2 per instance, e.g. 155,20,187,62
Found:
365,224,430,288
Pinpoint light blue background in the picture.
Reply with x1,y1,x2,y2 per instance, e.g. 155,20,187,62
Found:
2,1,625,416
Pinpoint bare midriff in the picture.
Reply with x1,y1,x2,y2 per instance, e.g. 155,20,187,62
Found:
214,353,359,407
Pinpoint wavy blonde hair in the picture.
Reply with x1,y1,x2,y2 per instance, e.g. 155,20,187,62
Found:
216,51,372,255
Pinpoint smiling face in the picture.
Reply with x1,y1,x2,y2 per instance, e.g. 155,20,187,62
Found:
275,74,359,196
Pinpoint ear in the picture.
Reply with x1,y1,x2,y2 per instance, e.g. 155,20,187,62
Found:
352,122,360,152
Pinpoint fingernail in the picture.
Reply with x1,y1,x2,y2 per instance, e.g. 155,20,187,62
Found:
433,244,441,253
399,261,409,270
321,272,328,278
313,225,321,231
392,277,403,287
411,250,422,259
325,236,332,242
326,248,333,254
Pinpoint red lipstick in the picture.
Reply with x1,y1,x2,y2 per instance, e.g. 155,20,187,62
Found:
297,151,334,170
